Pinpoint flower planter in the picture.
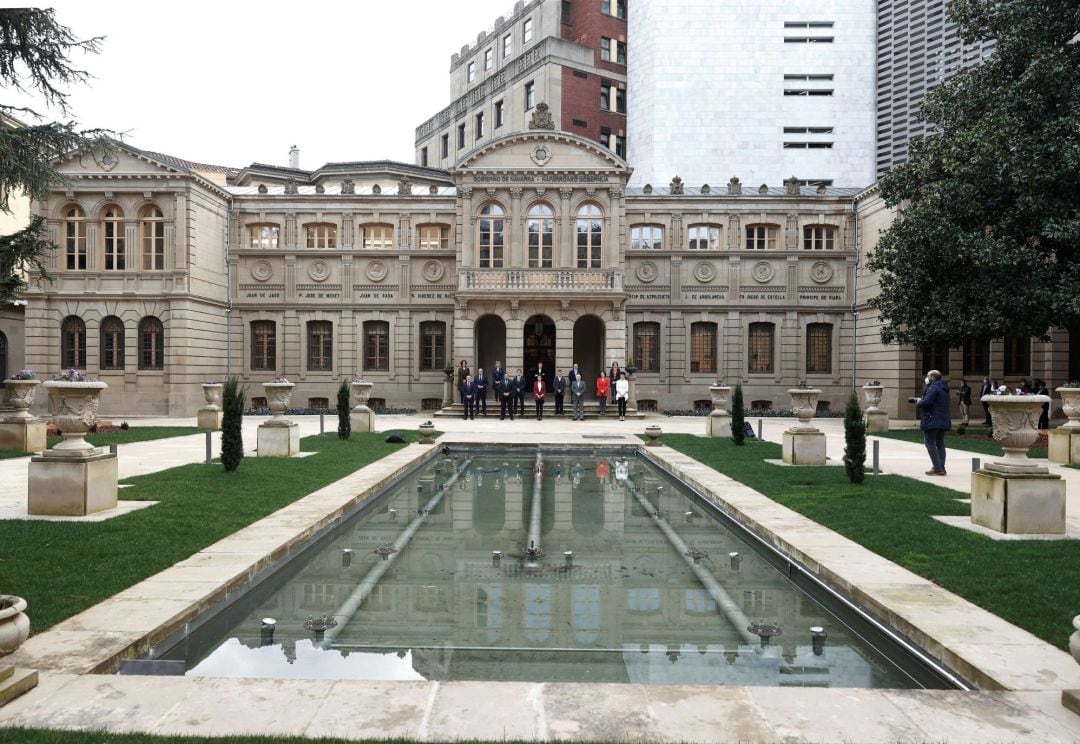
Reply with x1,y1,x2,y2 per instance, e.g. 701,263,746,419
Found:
787,388,822,431
984,394,1049,462
0,595,30,656
418,421,436,444
644,424,663,446
1071,615,1080,666
3,380,41,421
706,385,731,438
42,380,108,455
783,388,826,465
861,384,884,414
201,383,224,411
351,381,375,433
1058,387,1080,430
262,382,295,422
1049,388,1080,465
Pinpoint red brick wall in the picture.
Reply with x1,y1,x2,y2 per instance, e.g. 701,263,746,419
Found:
560,1,627,75
560,67,626,147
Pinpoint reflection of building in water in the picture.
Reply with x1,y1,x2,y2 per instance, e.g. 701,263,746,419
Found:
191,456,885,687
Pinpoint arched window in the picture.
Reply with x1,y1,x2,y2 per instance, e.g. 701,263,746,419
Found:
527,203,554,268
251,320,276,371
745,223,779,250
100,316,125,370
140,206,165,270
802,225,835,250
806,322,833,374
417,224,450,250
687,224,721,250
61,316,86,369
419,321,446,371
362,223,394,249
102,206,125,270
364,321,390,371
64,205,86,270
305,223,338,249
249,224,279,250
690,322,717,374
576,203,603,268
478,203,505,268
307,320,333,371
138,316,164,370
748,322,775,373
633,322,660,372
630,224,663,250
0,330,7,383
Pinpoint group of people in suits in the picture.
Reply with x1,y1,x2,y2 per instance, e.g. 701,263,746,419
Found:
455,359,631,421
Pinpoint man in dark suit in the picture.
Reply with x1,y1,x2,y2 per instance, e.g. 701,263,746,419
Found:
513,369,526,416
462,375,477,420
980,378,993,426
475,367,489,416
553,370,566,416
567,363,581,383
499,374,515,420
492,361,505,387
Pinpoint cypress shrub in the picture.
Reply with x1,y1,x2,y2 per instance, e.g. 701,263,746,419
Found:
730,383,746,446
221,376,245,472
843,390,866,484
337,380,352,440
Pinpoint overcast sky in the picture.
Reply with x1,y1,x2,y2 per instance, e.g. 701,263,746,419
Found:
7,0,513,169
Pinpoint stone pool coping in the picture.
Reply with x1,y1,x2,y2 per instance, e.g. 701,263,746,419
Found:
2,434,1079,741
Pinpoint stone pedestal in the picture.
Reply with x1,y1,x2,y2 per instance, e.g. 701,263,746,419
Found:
706,413,730,437
0,419,47,453
865,411,890,433
1048,428,1080,465
782,430,827,465
970,465,1066,535
257,422,300,457
351,381,375,433
196,409,222,430
1063,689,1080,717
27,450,118,516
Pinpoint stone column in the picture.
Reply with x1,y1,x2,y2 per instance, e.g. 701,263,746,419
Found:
558,187,573,268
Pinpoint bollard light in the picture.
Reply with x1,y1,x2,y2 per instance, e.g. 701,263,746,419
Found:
320,412,325,434
388,507,398,520
204,431,212,464
342,548,353,568
729,551,741,571
972,457,980,472
492,550,503,567
564,550,574,568
260,617,277,645
872,439,880,475
810,625,828,656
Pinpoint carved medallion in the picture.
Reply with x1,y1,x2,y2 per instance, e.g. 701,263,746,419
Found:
636,260,658,284
365,260,388,282
693,261,717,284
251,259,273,282
308,259,331,282
422,259,445,282
531,144,552,166
751,261,775,284
810,261,833,284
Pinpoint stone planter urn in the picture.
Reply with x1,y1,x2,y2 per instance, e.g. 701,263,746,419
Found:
3,379,41,420
787,388,822,432
1071,615,1080,666
201,383,223,412
263,382,295,422
984,394,1049,462
43,380,108,455
644,424,663,446
418,420,436,445
862,384,884,414
1058,388,1080,430
862,383,889,433
351,380,375,433
707,384,731,438
0,595,30,656
1049,387,1080,465
783,388,826,465
1065,615,1080,716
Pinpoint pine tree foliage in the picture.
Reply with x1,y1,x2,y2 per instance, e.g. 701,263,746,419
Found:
221,376,245,472
730,383,746,446
843,391,866,485
337,380,351,440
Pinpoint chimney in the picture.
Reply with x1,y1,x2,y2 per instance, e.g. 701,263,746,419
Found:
288,145,299,170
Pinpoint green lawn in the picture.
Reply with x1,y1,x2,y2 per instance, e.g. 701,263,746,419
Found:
873,426,1048,459
661,434,1080,651
0,430,420,633
0,427,201,460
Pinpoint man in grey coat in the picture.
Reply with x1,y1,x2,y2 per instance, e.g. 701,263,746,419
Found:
912,369,952,475
570,375,587,421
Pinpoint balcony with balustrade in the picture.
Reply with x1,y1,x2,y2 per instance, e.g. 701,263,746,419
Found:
456,268,623,298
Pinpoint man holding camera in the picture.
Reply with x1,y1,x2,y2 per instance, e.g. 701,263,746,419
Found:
909,369,951,476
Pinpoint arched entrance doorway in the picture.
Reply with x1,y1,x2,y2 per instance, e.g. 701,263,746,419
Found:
573,315,605,380
475,314,506,378
523,314,556,382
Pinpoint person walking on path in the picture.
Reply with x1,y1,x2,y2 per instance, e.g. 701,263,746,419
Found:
596,372,610,416
614,372,629,421
913,369,951,475
957,379,971,425
571,375,587,420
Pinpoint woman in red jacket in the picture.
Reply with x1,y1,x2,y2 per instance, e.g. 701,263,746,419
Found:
595,373,610,416
533,376,547,420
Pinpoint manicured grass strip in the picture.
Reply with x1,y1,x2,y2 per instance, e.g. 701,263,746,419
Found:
661,435,1080,651
873,426,1048,459
0,430,421,633
0,427,201,459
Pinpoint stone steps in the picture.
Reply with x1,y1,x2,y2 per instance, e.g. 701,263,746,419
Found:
433,402,645,419
0,664,38,707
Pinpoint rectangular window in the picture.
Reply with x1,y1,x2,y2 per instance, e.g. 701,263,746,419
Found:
484,48,493,71
690,323,717,374
307,321,333,372
251,321,276,371
1004,336,1030,377
66,220,86,270
420,147,428,167
600,37,611,61
363,224,394,250
783,126,834,134
305,224,338,249
616,40,627,65
634,322,661,373
748,323,775,374
103,212,125,270
418,225,449,250
494,99,504,128
746,225,779,250
503,33,512,58
250,225,279,250
784,36,834,43
525,81,535,110
602,0,627,19
784,141,835,148
561,0,572,25
963,338,990,377
922,344,951,376
365,322,390,372
467,61,476,83
419,321,446,371
523,17,533,43
441,133,449,159
142,221,165,270
615,87,626,114
614,134,626,159
687,225,721,250
458,123,466,149
784,89,835,96
600,81,610,111
803,225,835,250
475,111,485,139
783,73,834,81
806,323,832,374
784,21,835,28
631,225,663,250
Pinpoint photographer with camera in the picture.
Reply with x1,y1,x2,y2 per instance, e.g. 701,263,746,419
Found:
909,369,951,476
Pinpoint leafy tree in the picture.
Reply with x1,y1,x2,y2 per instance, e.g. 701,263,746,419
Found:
337,380,351,440
1,9,112,305
867,0,1080,347
730,383,745,446
843,391,866,484
221,376,245,472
